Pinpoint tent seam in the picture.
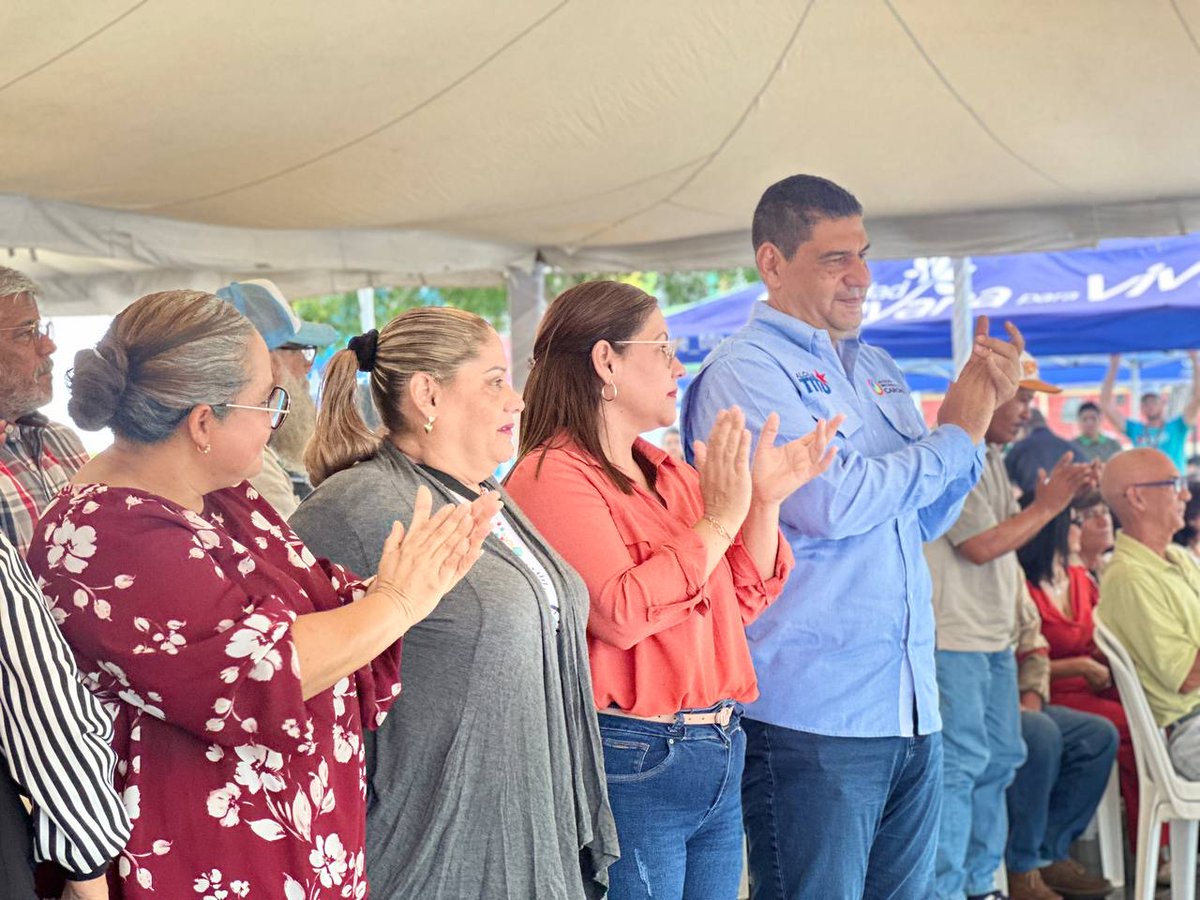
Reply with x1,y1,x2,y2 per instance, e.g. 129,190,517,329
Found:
882,0,1073,193
1170,0,1200,58
0,0,153,96
144,0,573,212
568,0,818,246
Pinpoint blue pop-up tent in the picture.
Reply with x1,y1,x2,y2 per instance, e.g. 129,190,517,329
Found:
667,235,1200,366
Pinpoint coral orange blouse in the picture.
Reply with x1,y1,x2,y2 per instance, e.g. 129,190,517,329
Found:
505,438,792,716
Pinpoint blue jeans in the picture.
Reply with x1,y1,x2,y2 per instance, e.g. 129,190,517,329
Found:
600,701,746,900
1005,705,1119,871
935,649,1026,898
742,718,943,900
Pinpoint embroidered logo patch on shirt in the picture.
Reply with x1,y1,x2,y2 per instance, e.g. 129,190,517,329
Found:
795,371,832,394
867,378,905,396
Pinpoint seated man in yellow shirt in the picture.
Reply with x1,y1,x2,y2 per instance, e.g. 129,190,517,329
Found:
1097,448,1200,777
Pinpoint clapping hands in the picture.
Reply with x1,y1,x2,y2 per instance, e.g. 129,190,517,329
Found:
750,412,842,507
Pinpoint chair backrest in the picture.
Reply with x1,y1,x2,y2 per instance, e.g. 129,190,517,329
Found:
1094,619,1182,799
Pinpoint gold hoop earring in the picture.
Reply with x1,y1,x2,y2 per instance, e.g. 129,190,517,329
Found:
423,416,436,434
601,382,618,402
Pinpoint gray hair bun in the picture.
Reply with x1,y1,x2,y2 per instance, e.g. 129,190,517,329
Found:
68,344,129,432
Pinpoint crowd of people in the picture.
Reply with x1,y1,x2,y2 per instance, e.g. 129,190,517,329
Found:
0,174,1197,900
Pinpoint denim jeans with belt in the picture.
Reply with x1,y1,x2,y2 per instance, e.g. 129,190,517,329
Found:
741,718,943,900
599,701,745,900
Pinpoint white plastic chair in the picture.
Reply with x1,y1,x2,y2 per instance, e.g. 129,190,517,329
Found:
1091,761,1126,888
1095,620,1200,900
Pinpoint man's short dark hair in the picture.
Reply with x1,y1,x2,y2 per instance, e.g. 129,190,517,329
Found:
752,175,863,259
1077,401,1101,417
1141,392,1161,403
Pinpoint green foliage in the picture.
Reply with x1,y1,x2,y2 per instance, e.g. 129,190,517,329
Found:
292,268,761,351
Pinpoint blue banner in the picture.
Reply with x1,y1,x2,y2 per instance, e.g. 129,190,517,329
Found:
667,234,1200,364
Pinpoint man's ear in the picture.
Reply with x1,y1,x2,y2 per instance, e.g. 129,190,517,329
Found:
756,242,785,291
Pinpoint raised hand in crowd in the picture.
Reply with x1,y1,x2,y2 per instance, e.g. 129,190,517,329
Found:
692,406,754,541
749,411,843,506
937,316,1026,443
1033,452,1101,513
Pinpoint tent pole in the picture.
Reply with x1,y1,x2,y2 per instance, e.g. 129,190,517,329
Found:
357,286,376,334
1130,358,1142,421
950,256,974,377
507,261,546,392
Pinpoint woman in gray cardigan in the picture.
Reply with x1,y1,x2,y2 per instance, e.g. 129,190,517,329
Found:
289,308,618,900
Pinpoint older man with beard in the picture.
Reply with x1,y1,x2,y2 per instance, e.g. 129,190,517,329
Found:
0,267,89,556
215,280,335,516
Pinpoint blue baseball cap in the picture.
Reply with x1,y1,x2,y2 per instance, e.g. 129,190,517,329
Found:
216,279,337,351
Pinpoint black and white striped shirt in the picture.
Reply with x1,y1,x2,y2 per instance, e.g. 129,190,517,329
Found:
0,531,130,879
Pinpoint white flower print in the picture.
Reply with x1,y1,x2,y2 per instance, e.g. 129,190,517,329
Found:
132,615,188,655
284,875,305,900
46,520,97,573
332,724,359,765
233,745,286,795
122,785,141,821
207,783,243,827
224,613,286,681
309,833,348,888
194,868,231,899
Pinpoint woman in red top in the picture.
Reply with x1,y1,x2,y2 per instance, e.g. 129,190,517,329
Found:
1016,495,1140,845
25,291,492,898
505,280,839,900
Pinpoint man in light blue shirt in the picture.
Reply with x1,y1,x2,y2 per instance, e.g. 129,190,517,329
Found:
682,175,1023,899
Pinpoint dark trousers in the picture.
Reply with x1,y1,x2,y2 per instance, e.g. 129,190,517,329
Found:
0,774,36,899
742,718,942,899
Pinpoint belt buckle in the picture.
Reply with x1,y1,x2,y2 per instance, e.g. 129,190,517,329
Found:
716,705,733,727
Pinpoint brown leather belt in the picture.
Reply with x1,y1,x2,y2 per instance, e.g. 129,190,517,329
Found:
599,706,735,727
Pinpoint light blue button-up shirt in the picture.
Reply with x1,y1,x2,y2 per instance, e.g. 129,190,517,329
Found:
681,301,985,737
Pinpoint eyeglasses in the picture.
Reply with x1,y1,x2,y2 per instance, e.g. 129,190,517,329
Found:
614,338,683,366
280,344,317,365
1131,476,1188,493
213,385,291,430
1070,505,1111,527
0,320,53,345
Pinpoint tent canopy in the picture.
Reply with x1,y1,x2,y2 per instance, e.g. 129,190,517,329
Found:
6,1,1200,312
667,234,1200,365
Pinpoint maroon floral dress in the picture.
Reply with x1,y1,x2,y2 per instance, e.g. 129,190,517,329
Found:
25,482,402,899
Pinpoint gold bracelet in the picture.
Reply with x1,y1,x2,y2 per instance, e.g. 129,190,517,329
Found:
702,514,733,542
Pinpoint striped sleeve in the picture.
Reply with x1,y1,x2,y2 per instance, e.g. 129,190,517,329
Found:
0,532,130,879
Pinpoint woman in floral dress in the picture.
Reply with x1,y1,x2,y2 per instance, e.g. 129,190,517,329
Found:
25,290,494,899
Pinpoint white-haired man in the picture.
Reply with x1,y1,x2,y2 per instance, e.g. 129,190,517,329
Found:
215,280,336,516
0,267,88,556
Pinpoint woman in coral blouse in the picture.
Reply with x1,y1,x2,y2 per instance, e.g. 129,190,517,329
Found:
505,280,839,900
1016,494,1140,845
25,291,492,898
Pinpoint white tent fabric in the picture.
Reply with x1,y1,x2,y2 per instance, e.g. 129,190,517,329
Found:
5,0,1200,312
